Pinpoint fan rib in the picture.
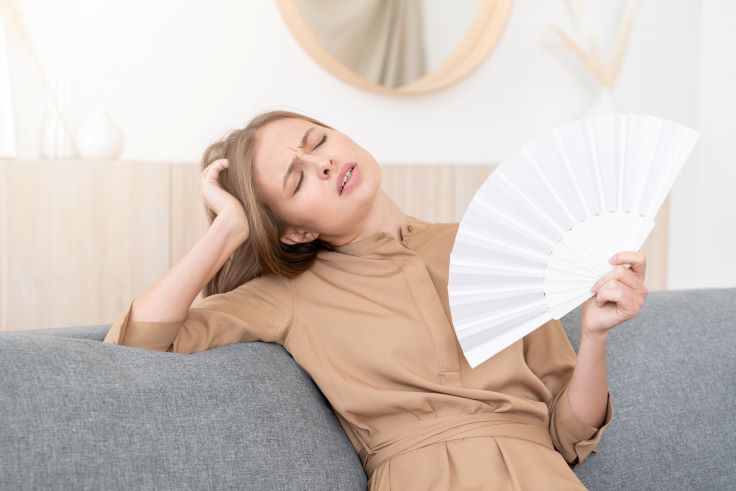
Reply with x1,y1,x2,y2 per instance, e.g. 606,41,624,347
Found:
578,225,608,267
633,118,664,213
459,309,549,365
555,229,603,275
521,155,606,276
637,119,665,214
561,221,600,272
585,119,609,212
551,132,610,272
545,264,595,280
449,285,541,296
523,147,612,272
546,240,600,276
451,259,543,276
545,287,592,309
455,300,548,334
646,130,688,218
496,171,565,236
543,283,592,297
475,195,556,248
554,131,591,216
457,228,549,262
524,148,577,226
617,116,626,209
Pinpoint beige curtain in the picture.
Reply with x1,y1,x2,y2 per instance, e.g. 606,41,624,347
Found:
295,0,428,88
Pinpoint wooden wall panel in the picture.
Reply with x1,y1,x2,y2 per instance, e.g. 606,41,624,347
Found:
646,198,669,289
0,160,170,331
381,164,495,222
170,162,209,304
0,161,7,331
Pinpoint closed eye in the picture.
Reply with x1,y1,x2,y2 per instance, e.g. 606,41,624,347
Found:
294,134,327,194
295,169,304,193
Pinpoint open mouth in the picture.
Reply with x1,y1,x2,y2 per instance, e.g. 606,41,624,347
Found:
340,165,356,194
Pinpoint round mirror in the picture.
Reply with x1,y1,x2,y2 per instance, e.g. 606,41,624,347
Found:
275,0,514,95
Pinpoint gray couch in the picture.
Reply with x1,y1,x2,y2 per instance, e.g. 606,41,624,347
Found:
1,287,734,490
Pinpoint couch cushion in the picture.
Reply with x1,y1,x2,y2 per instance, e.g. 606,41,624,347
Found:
0,331,367,490
559,287,736,490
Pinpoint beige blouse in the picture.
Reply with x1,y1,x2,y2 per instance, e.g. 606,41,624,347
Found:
103,214,613,490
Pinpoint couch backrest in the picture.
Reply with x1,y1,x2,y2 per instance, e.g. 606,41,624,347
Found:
0,331,367,490
560,287,736,490
2,287,734,490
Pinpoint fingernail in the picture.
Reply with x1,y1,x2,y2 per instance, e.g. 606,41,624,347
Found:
609,254,617,263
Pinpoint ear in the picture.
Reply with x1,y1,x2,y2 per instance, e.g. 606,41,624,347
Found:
280,229,320,245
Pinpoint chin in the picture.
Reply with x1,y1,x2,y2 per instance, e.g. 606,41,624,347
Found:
357,165,381,202
362,161,381,192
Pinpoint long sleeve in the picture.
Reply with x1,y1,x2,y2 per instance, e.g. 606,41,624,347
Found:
522,318,614,467
102,274,295,354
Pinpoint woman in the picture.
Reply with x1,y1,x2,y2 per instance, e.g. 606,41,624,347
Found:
103,110,648,490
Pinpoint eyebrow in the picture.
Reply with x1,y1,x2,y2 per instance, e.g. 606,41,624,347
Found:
282,127,315,192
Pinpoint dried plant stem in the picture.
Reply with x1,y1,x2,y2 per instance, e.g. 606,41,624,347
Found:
607,0,638,86
551,0,639,90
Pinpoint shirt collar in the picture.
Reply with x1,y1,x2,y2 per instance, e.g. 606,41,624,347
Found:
332,214,431,258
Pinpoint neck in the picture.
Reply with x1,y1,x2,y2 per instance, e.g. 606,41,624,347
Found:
333,190,408,246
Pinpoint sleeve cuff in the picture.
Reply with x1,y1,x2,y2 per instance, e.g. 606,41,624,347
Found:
554,387,614,465
102,300,182,352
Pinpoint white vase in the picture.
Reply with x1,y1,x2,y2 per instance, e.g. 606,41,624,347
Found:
75,108,124,160
587,88,622,116
40,80,77,159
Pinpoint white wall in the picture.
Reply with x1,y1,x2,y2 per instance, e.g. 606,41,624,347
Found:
667,0,736,290
4,0,732,289
421,0,483,71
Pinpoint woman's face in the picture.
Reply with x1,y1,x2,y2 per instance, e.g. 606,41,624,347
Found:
252,117,382,246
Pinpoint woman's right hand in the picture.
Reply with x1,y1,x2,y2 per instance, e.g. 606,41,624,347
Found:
201,159,250,240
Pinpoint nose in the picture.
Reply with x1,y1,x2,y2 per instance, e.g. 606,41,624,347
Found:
304,153,334,177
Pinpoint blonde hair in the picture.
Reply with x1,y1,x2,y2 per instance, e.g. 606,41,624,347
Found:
200,110,337,298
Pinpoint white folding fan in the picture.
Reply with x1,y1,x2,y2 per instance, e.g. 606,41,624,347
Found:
448,113,700,369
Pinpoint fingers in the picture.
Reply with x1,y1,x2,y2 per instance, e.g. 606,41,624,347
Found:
208,158,229,169
595,279,644,315
591,250,647,293
207,159,229,174
595,279,625,307
202,159,229,183
610,250,646,278
592,264,647,294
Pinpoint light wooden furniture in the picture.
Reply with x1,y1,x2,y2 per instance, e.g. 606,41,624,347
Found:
0,159,669,331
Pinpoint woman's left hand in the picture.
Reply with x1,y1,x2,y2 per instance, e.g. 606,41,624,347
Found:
581,251,649,338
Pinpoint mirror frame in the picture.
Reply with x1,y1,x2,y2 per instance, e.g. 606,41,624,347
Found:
274,0,514,96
